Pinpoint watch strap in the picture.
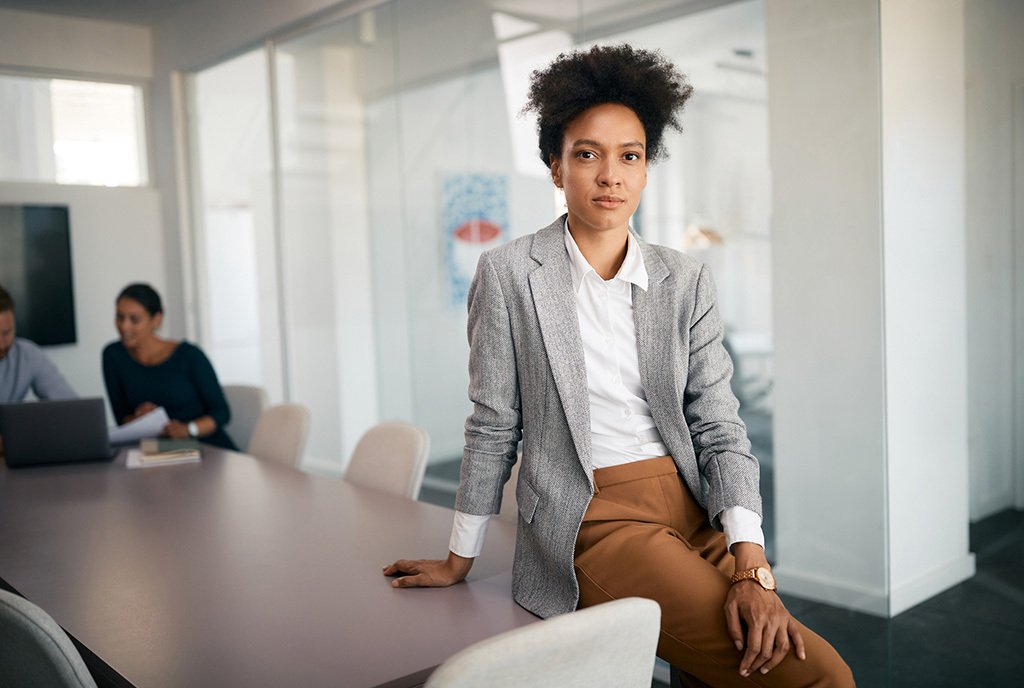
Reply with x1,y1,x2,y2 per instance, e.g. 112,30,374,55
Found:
731,568,759,584
731,566,776,591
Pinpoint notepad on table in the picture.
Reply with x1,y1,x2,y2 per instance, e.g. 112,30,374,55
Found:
126,439,201,469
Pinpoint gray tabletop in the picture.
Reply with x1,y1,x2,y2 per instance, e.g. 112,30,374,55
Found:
0,448,536,687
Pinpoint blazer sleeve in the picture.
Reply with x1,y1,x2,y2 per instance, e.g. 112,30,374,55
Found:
683,264,761,525
455,251,523,516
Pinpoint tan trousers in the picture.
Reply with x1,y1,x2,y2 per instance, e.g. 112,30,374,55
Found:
574,457,855,687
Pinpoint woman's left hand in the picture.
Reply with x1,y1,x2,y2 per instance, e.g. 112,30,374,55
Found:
163,420,190,440
724,580,806,677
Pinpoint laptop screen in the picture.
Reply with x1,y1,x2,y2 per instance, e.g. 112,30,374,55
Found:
0,398,112,467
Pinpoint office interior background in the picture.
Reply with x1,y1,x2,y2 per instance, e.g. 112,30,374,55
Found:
1,0,1022,684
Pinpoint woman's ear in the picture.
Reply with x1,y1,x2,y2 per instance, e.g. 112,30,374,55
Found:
152,312,164,331
550,157,562,189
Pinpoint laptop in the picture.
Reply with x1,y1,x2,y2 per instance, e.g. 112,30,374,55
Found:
0,398,115,468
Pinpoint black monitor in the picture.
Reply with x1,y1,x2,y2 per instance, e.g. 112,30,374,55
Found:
0,204,77,346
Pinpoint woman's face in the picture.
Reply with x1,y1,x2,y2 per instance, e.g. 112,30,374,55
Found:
550,102,647,238
115,298,161,349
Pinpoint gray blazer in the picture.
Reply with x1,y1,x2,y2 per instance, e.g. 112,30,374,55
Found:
455,216,760,619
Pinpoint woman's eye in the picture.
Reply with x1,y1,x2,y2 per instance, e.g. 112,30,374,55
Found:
624,152,640,161
576,150,596,159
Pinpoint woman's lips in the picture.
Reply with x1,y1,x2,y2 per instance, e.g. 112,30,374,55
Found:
594,196,625,209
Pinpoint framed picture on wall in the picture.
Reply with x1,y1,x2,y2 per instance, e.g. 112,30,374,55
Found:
441,172,508,308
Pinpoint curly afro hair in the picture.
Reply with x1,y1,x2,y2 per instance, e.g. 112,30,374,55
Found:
523,44,692,168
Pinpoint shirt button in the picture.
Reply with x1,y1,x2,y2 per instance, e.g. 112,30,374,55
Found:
610,375,620,384
623,409,633,418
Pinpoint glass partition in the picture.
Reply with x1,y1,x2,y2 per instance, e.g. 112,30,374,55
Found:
187,1,775,490
190,0,774,485
190,50,283,403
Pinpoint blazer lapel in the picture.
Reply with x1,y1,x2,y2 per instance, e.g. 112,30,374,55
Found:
528,218,594,481
632,240,682,431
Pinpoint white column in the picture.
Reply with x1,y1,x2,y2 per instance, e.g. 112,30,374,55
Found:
879,0,974,615
767,0,974,617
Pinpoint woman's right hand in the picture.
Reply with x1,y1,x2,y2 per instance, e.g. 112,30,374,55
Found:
126,402,158,422
383,551,474,588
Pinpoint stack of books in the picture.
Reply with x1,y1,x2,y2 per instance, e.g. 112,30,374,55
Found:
126,439,201,468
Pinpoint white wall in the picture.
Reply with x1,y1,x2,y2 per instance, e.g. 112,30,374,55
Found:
0,8,151,79
0,9,163,419
1017,84,1024,511
880,0,973,615
767,0,888,612
768,0,973,617
964,0,1024,519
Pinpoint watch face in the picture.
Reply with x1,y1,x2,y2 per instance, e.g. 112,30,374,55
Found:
757,568,776,589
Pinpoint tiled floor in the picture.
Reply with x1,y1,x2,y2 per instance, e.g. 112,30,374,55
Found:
787,508,1024,687
420,459,1024,687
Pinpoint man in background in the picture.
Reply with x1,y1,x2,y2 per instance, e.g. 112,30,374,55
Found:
0,284,76,455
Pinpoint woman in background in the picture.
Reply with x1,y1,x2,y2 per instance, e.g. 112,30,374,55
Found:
102,283,236,450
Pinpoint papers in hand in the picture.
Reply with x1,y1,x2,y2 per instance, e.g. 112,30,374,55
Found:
126,439,201,469
108,407,170,445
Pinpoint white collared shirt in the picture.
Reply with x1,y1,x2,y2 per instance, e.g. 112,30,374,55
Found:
449,222,764,557
563,222,671,467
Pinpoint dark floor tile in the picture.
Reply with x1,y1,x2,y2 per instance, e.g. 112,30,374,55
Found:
916,571,1024,632
426,458,462,483
418,484,456,509
888,606,1024,686
970,509,1024,554
777,592,823,617
794,604,892,687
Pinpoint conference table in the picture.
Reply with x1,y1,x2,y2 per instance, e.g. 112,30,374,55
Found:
0,447,537,687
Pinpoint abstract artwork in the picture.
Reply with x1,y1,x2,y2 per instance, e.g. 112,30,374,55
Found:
441,172,508,307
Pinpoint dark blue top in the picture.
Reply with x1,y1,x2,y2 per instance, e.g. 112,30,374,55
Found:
102,341,237,450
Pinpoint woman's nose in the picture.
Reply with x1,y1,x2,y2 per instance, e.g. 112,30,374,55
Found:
597,160,621,186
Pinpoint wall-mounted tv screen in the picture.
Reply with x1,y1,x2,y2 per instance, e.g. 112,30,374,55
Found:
0,204,77,346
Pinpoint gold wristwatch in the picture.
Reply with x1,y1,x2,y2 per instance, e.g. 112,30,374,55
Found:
731,566,777,591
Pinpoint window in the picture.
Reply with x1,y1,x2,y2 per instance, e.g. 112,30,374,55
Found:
0,75,147,186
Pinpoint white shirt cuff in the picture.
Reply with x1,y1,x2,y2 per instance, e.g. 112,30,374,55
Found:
720,506,765,551
449,511,491,558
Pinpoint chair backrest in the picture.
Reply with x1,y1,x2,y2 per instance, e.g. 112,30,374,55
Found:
0,589,98,688
343,421,429,499
222,384,269,452
424,597,660,688
248,403,311,468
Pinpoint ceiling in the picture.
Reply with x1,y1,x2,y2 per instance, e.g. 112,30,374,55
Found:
0,0,193,24
0,0,736,29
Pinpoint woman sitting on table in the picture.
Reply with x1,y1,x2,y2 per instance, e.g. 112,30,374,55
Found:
384,45,852,687
102,283,237,450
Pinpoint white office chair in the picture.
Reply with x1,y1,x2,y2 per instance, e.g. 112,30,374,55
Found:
424,597,661,688
248,403,311,468
222,384,270,452
343,421,429,499
0,589,98,688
